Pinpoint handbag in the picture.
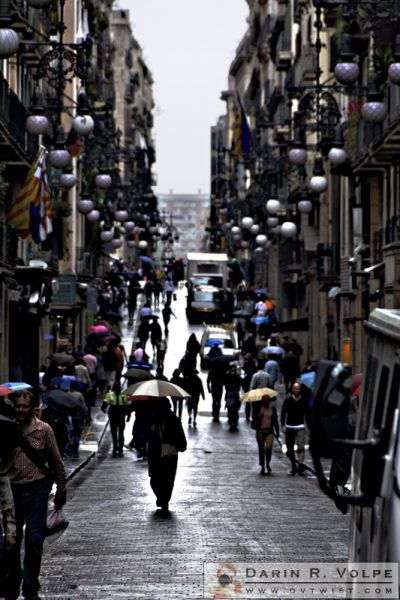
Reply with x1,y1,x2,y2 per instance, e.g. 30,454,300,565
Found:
45,508,69,544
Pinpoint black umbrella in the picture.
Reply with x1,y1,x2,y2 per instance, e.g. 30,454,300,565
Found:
49,352,75,366
104,312,123,322
42,390,84,415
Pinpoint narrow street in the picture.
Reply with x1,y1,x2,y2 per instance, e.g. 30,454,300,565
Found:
39,288,349,600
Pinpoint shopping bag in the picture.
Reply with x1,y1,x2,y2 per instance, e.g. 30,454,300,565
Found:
45,508,69,544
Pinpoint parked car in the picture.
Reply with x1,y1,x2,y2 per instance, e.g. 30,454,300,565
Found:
199,325,239,369
186,284,223,323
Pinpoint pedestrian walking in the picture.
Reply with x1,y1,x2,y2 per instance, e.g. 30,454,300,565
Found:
155,338,167,370
251,394,279,475
0,457,16,600
164,277,175,304
161,301,176,337
264,354,281,389
102,382,129,457
181,369,205,427
207,367,224,422
186,333,201,368
224,365,243,432
150,316,163,358
281,382,310,475
101,343,119,389
137,317,151,352
6,391,66,600
65,380,88,459
280,348,301,393
146,398,187,514
170,369,185,420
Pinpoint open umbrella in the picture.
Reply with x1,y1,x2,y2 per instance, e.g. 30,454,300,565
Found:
300,371,316,390
49,352,76,366
125,361,153,370
261,346,285,355
0,385,12,396
241,388,279,402
103,312,123,322
49,376,86,391
126,379,190,401
205,338,224,347
1,382,32,392
251,316,270,324
140,256,153,264
90,325,109,333
122,368,154,380
42,389,84,415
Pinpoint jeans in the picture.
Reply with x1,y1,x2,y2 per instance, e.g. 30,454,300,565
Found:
7,478,50,599
210,385,223,420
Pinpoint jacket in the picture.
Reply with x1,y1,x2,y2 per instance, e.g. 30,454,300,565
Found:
103,391,129,407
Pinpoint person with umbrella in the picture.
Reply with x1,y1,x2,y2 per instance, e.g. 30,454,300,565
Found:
102,381,129,457
146,398,187,515
251,393,279,475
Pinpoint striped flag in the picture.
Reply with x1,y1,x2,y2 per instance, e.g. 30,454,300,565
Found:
234,95,253,161
7,147,52,243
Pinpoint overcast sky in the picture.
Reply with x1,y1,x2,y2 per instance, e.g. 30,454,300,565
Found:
119,1,249,195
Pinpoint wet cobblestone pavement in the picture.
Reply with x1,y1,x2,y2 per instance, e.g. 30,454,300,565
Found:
38,288,349,600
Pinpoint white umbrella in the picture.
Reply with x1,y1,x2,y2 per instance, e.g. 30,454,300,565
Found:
261,346,285,355
126,379,190,400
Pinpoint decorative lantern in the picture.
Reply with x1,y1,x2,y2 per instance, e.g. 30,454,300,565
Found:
138,240,148,249
267,217,279,227
288,147,307,166
86,209,100,222
73,114,94,136
77,198,94,214
59,168,77,189
127,240,136,248
48,147,70,169
123,221,135,232
328,147,347,166
100,229,113,243
94,172,112,189
0,29,19,58
255,234,268,246
361,75,387,124
26,114,49,135
231,226,241,235
297,199,313,214
309,156,328,193
241,216,254,229
111,238,122,249
281,222,297,238
334,35,360,85
250,224,260,235
114,208,129,222
266,199,280,214
241,240,249,249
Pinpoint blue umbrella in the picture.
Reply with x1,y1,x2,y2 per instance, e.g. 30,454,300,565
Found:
255,289,268,295
140,256,153,264
205,339,224,347
49,376,86,391
125,361,154,370
1,382,33,391
251,316,270,324
300,371,316,390
261,346,285,355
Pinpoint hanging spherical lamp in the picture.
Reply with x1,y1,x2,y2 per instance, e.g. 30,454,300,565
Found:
77,198,94,214
114,208,129,222
94,172,112,189
241,240,249,249
100,229,113,243
59,168,77,189
123,221,135,232
270,225,281,235
334,62,359,85
86,209,100,222
266,199,280,214
0,29,19,58
328,147,347,166
241,216,254,229
267,217,279,227
149,225,158,235
309,156,328,194
255,234,267,246
127,240,136,248
361,101,387,124
250,224,260,235
26,114,50,135
288,147,307,166
388,35,400,85
297,199,313,214
281,222,297,238
231,226,241,235
73,114,94,136
111,238,122,249
138,240,148,249
48,147,70,169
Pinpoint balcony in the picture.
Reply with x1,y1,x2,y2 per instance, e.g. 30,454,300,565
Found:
0,75,35,163
292,46,317,87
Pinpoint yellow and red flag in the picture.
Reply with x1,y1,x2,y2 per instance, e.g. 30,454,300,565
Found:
7,147,52,243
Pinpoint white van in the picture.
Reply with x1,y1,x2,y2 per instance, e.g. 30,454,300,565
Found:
310,308,400,568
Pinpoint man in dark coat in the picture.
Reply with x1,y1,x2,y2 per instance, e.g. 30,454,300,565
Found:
147,399,187,514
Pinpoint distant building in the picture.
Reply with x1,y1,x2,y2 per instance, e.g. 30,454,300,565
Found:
157,193,210,257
